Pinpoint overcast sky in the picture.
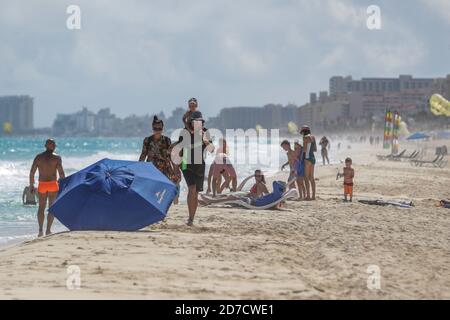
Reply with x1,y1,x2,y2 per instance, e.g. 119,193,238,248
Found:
0,0,449,127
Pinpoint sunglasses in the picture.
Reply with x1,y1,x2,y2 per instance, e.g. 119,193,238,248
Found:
153,127,163,132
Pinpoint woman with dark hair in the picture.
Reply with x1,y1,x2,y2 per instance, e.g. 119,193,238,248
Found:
300,125,317,200
139,116,180,185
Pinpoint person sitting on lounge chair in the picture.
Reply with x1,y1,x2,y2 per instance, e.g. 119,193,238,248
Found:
201,181,294,210
239,169,269,199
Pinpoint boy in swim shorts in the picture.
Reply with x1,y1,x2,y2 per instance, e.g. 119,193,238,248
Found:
337,157,355,202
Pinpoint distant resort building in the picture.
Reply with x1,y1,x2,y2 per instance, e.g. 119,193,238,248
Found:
4,74,449,136
208,74,450,133
52,107,158,137
0,95,34,134
299,74,450,131
208,104,300,131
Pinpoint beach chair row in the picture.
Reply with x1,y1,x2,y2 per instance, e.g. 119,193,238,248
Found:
376,150,420,162
409,154,448,168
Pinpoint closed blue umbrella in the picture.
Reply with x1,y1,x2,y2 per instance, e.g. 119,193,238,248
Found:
50,158,177,231
407,132,430,140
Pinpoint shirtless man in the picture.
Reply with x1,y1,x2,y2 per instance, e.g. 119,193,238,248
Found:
281,140,306,199
281,140,298,188
29,139,65,237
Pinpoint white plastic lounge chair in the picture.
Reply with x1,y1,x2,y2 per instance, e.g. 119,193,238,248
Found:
220,189,298,210
200,191,249,202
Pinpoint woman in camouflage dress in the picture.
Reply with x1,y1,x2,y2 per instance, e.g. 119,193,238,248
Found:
139,116,180,184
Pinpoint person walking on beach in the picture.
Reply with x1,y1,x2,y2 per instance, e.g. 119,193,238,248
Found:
319,136,330,165
337,158,354,202
139,116,180,203
139,116,180,183
300,126,317,200
29,139,65,237
176,111,214,226
182,97,198,129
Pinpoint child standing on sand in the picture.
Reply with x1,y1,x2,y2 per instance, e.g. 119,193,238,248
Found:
337,157,355,202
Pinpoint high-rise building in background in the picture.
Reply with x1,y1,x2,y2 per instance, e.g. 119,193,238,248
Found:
4,74,448,136
329,75,435,117
301,75,445,131
0,95,34,133
52,107,154,137
433,75,450,101
208,104,300,131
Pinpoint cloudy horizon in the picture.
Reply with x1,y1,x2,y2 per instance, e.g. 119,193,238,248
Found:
0,0,449,127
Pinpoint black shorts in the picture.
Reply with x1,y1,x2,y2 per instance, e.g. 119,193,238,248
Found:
182,165,205,192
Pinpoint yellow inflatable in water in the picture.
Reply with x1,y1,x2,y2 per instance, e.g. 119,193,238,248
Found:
3,122,12,133
287,122,298,135
430,94,450,117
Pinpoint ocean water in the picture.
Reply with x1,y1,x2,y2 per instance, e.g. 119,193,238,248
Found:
0,136,288,246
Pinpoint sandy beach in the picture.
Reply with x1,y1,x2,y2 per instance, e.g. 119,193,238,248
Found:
0,142,449,300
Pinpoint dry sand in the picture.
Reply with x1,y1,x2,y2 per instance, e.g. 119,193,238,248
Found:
0,142,449,299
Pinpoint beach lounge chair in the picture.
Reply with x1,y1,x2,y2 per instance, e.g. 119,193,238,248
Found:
392,150,421,162
376,149,406,161
221,188,299,210
410,154,445,168
437,157,448,168
201,175,299,206
407,150,420,160
202,181,298,210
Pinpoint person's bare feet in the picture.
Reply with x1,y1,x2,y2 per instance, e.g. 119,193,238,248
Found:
46,231,52,236
187,218,194,227
38,231,43,237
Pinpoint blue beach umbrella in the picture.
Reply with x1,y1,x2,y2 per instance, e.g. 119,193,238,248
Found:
407,132,430,141
50,158,177,231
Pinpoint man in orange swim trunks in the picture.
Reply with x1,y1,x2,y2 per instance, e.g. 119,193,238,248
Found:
29,139,65,237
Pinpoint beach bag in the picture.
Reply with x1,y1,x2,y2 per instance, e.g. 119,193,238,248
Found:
295,157,305,177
